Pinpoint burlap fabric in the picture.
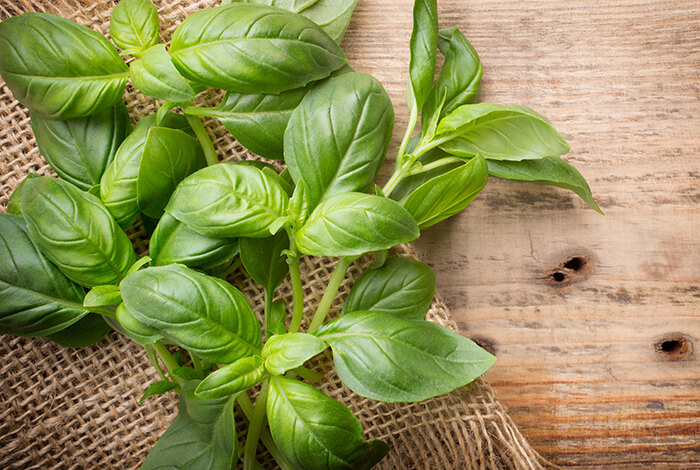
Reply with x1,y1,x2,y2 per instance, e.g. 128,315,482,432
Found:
0,0,553,468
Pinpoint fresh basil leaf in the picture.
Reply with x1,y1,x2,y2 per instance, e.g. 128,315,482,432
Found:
407,0,438,111
486,156,603,214
268,299,288,336
317,311,496,402
288,181,311,227
436,103,570,160
173,366,203,381
402,154,488,228
84,285,122,307
285,72,394,208
100,112,192,227
30,101,132,191
109,0,159,57
389,144,461,201
169,4,347,94
115,303,163,345
267,376,389,470
130,45,197,102
141,381,237,470
150,213,239,270
343,257,435,320
422,27,482,129
120,265,261,363
46,313,111,348
262,332,328,375
140,380,177,403
0,12,128,119
166,162,290,238
6,173,40,217
0,213,89,337
239,231,289,293
228,0,358,43
195,355,264,399
295,192,419,257
21,177,137,287
136,126,206,218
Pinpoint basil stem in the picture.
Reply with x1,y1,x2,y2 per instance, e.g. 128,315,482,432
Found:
185,114,219,166
153,343,186,387
243,380,269,470
307,256,357,335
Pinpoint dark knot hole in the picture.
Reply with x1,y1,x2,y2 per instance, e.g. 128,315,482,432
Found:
655,334,693,361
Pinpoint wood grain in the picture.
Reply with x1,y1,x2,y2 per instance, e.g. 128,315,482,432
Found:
345,0,699,467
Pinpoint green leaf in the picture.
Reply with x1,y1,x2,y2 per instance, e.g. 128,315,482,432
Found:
136,126,207,218
239,231,289,293
268,299,288,336
486,156,603,214
285,72,394,208
317,311,496,402
120,265,261,363
407,0,438,111
46,313,111,348
436,103,570,160
115,302,163,345
166,162,290,238
0,12,128,119
30,102,132,191
21,177,137,287
84,285,122,307
6,173,40,217
110,0,159,57
262,332,328,375
169,4,347,94
173,366,203,381
295,192,419,257
267,376,389,470
195,356,265,399
130,45,197,102
421,27,482,129
150,213,239,270
0,213,89,337
343,257,435,320
141,381,237,470
140,380,177,403
228,0,359,43
402,154,488,228
100,112,193,227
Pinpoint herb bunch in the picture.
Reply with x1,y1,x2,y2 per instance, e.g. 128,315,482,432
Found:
0,0,599,468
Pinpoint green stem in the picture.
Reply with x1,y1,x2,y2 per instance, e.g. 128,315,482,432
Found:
144,344,167,381
263,287,273,339
153,344,186,387
238,394,294,470
87,306,118,318
411,133,455,159
243,380,270,470
291,365,324,383
396,106,418,166
185,114,219,166
286,230,305,333
408,156,464,175
307,256,355,335
189,351,202,376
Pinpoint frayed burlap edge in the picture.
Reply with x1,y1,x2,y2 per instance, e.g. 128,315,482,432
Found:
0,0,553,468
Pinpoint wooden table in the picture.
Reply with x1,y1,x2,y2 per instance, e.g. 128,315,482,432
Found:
346,0,700,467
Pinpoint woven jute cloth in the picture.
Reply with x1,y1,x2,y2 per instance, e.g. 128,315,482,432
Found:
0,0,553,468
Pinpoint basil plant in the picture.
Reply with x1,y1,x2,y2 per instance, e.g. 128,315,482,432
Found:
0,0,599,468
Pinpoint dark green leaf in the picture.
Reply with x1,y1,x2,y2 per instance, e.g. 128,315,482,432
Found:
195,355,264,399
343,257,435,320
150,213,239,270
436,103,570,160
0,12,128,119
268,376,389,470
30,102,132,191
407,0,437,111
47,314,111,348
285,72,394,208
110,0,159,57
6,173,40,217
486,156,603,214
169,4,347,94
141,381,237,470
173,366,203,381
317,311,496,402
84,285,122,307
262,332,328,375
130,45,197,102
0,213,89,337
120,265,261,363
115,303,163,344
166,162,290,238
21,177,137,287
402,154,488,228
136,126,207,218
240,231,289,292
295,192,419,257
140,380,177,403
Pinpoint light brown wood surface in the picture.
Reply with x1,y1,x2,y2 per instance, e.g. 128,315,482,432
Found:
344,0,700,467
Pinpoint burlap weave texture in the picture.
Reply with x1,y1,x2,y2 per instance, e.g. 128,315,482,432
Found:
0,0,552,468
